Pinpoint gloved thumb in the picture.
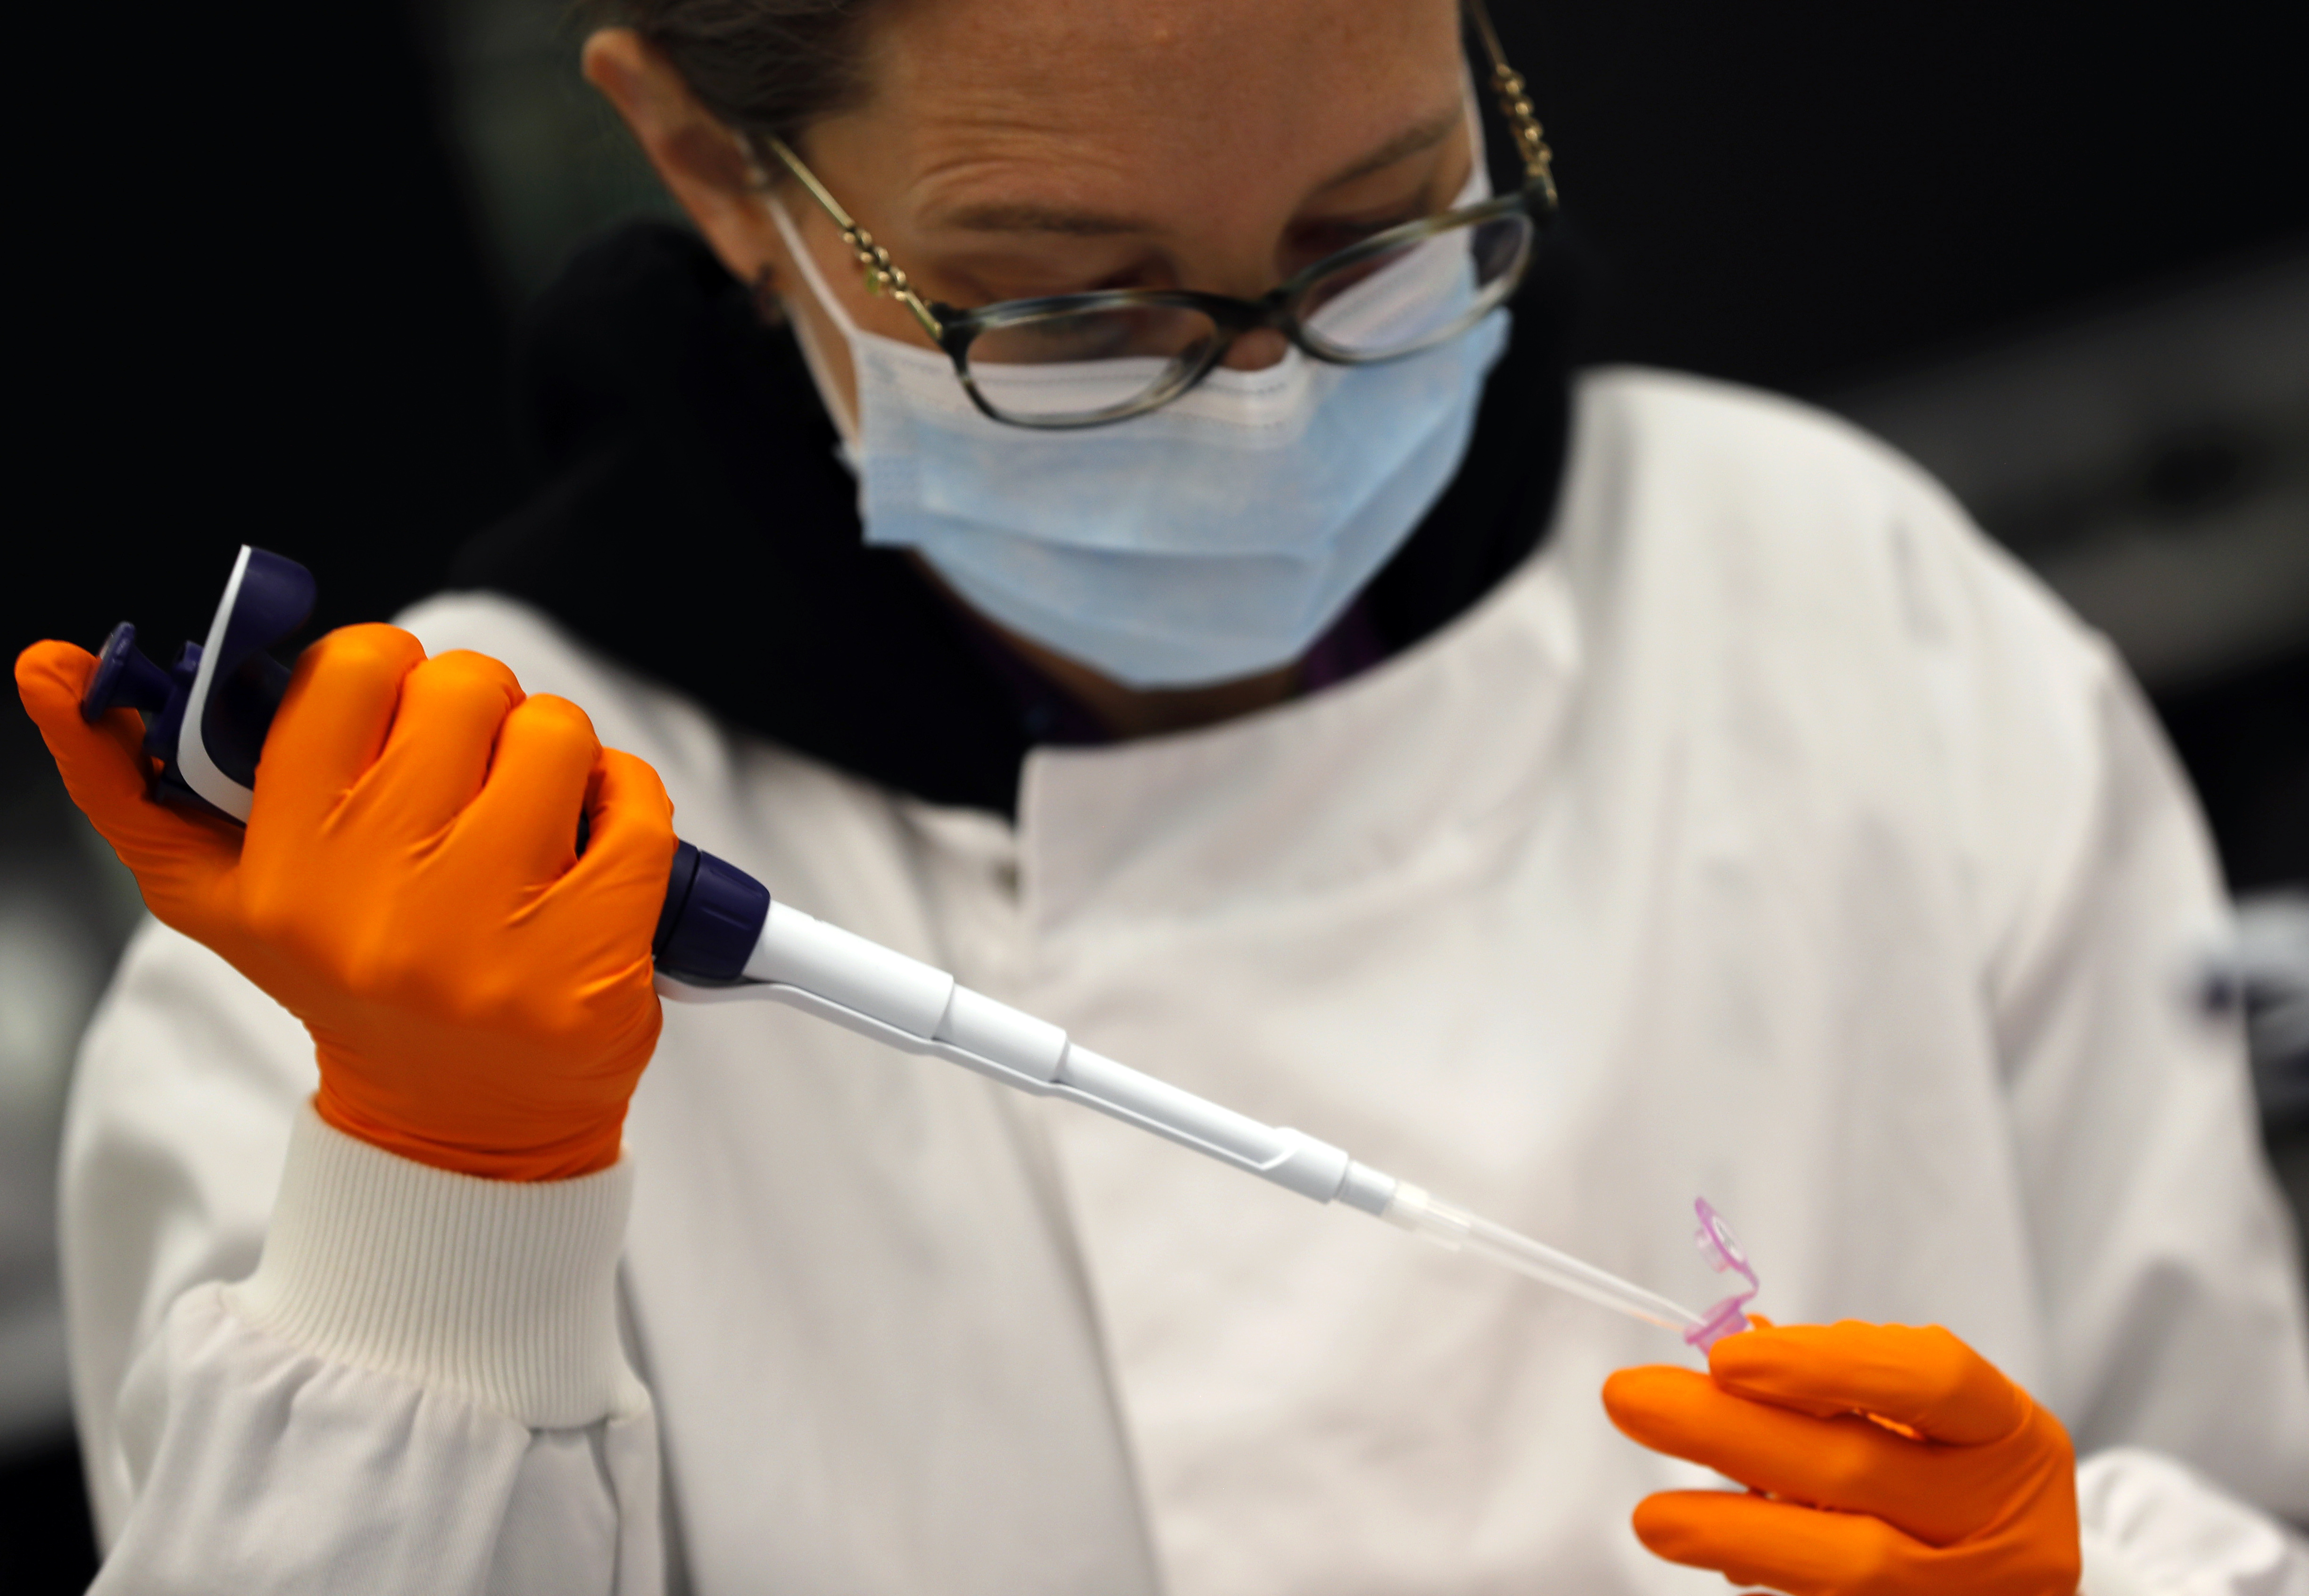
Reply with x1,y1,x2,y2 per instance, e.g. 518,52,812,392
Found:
16,640,241,924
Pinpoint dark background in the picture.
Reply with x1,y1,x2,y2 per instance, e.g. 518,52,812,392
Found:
9,1,2307,665
5,1,2305,1588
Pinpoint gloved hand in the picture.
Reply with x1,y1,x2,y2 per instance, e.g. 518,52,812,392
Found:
17,627,677,1181
1603,1320,2079,1596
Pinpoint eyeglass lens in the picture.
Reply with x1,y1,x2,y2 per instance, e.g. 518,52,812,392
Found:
1297,212,1532,360
966,305,1222,424
961,208,1535,424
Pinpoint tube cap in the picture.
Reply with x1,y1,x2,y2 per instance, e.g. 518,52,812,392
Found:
1683,1198,1761,1351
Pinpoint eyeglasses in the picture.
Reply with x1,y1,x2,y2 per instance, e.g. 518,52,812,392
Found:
751,0,1557,430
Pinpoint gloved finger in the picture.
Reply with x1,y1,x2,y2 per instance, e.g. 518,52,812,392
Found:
1704,1315,1860,1420
15,641,241,897
255,625,429,833
353,650,527,838
1632,1488,1923,1596
451,694,600,885
555,746,678,916
1710,1322,2027,1445
1603,1365,1989,1544
18,640,168,824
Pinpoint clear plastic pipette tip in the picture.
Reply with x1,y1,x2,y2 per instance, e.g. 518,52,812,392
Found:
1378,1184,1758,1347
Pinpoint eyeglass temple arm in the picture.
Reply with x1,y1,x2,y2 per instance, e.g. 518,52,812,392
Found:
753,133,948,342
1463,0,1558,206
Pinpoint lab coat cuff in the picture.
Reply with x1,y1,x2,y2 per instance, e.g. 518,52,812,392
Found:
2078,1525,2158,1596
2074,1447,2309,1596
223,1099,643,1430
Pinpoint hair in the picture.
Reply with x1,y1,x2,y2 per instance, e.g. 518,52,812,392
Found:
594,0,888,147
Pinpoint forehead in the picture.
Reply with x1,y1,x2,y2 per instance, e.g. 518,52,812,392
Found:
834,0,1466,204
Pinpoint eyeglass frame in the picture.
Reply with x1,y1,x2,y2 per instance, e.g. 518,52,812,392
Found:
747,0,1558,431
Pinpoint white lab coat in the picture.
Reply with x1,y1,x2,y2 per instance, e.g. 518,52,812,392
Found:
62,369,2309,1595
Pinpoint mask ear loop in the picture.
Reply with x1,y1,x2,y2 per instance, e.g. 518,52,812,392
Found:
764,188,868,344
749,143,868,448
1684,1198,1762,1351
1459,61,1493,203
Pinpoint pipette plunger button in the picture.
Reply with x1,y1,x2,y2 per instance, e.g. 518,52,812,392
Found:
83,623,176,722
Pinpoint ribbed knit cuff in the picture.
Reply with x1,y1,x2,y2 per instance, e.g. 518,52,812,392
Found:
224,1099,644,1430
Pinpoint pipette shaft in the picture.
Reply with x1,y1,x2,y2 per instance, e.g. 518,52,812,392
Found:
662,897,1708,1335
1379,1184,1707,1332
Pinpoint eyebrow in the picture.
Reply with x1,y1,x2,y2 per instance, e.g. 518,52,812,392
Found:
930,108,1467,239
1312,107,1464,193
934,200,1155,238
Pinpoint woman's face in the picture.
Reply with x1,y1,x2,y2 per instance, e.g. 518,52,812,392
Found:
590,0,1472,430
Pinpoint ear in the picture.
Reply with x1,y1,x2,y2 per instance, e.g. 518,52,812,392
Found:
582,28,786,291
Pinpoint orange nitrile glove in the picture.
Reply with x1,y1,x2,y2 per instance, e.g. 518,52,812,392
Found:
1602,1321,2079,1596
17,627,677,1180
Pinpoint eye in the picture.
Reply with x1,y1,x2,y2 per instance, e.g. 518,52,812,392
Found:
992,312,1141,361
1291,211,1429,268
937,253,1179,313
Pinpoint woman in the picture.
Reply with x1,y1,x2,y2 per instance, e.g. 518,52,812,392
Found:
19,0,2309,1590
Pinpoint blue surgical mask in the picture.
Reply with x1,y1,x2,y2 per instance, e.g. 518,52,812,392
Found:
772,167,1511,690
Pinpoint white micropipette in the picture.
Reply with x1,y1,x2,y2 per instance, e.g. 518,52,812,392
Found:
661,897,1762,1347
100,542,1760,1348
